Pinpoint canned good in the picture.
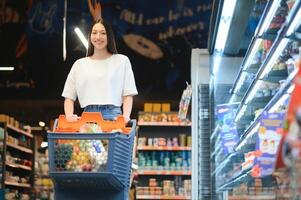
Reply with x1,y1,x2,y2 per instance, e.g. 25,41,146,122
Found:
138,137,146,146
187,136,192,147
179,134,186,146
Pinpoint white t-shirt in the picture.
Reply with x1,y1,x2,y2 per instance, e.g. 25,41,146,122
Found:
62,54,138,108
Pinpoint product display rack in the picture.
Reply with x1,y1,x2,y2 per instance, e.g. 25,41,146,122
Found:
34,151,54,200
136,111,191,200
211,1,301,199
136,195,191,199
0,120,34,199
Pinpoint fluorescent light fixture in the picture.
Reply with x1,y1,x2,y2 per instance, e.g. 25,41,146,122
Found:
229,95,236,103
286,8,301,36
243,39,263,70
236,123,260,151
74,27,88,49
235,105,247,122
256,0,281,36
229,72,248,103
214,0,238,51
245,80,263,104
288,68,299,82
287,84,295,94
233,72,247,94
41,142,48,148
259,38,289,79
63,0,67,60
0,67,14,71
269,94,290,113
236,139,247,152
245,123,260,140
213,54,222,75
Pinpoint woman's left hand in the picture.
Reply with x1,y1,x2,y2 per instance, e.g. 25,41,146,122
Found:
123,115,130,123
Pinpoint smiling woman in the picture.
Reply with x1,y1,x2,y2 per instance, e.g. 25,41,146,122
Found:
62,19,138,123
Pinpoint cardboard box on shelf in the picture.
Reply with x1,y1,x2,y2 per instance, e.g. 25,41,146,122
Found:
153,103,161,112
144,103,153,112
162,103,171,112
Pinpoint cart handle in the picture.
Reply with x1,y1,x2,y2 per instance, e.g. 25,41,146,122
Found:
54,112,133,134
49,120,136,140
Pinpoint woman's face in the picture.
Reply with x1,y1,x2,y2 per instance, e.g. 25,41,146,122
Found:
90,22,108,51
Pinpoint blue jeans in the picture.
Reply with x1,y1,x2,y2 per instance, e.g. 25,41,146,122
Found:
84,105,122,120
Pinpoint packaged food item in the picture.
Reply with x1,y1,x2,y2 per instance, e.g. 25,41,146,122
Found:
178,83,192,120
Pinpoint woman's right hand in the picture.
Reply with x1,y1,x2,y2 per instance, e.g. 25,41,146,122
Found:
66,114,80,122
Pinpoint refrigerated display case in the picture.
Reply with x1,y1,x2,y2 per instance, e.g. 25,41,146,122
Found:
209,0,301,199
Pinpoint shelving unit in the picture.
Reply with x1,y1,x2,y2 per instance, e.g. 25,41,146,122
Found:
0,117,34,199
137,170,191,176
211,1,301,199
136,195,191,199
136,111,191,200
33,130,54,200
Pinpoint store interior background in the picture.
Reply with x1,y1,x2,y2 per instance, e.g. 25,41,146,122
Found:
0,0,216,128
3,0,300,199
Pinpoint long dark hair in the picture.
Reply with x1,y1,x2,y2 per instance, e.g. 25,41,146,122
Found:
86,19,118,57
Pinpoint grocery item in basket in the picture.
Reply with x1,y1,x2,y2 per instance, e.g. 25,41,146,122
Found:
55,139,108,172
79,123,102,133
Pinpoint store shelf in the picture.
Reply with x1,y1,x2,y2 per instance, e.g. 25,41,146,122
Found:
228,195,275,200
35,186,53,191
137,146,191,151
35,173,50,178
6,142,33,154
230,0,301,104
218,169,253,192
211,152,239,176
137,170,191,176
6,124,33,138
235,69,297,153
5,181,31,188
138,122,191,126
6,162,32,171
136,195,191,199
137,111,192,198
0,118,34,198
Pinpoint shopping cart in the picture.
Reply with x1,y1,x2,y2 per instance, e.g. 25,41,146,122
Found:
48,112,136,200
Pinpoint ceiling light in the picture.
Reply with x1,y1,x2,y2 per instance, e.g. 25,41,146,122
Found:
74,27,88,49
39,121,45,127
0,67,14,71
41,142,48,148
212,54,222,75
214,0,238,52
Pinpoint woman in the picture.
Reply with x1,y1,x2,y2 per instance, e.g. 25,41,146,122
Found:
62,19,138,122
